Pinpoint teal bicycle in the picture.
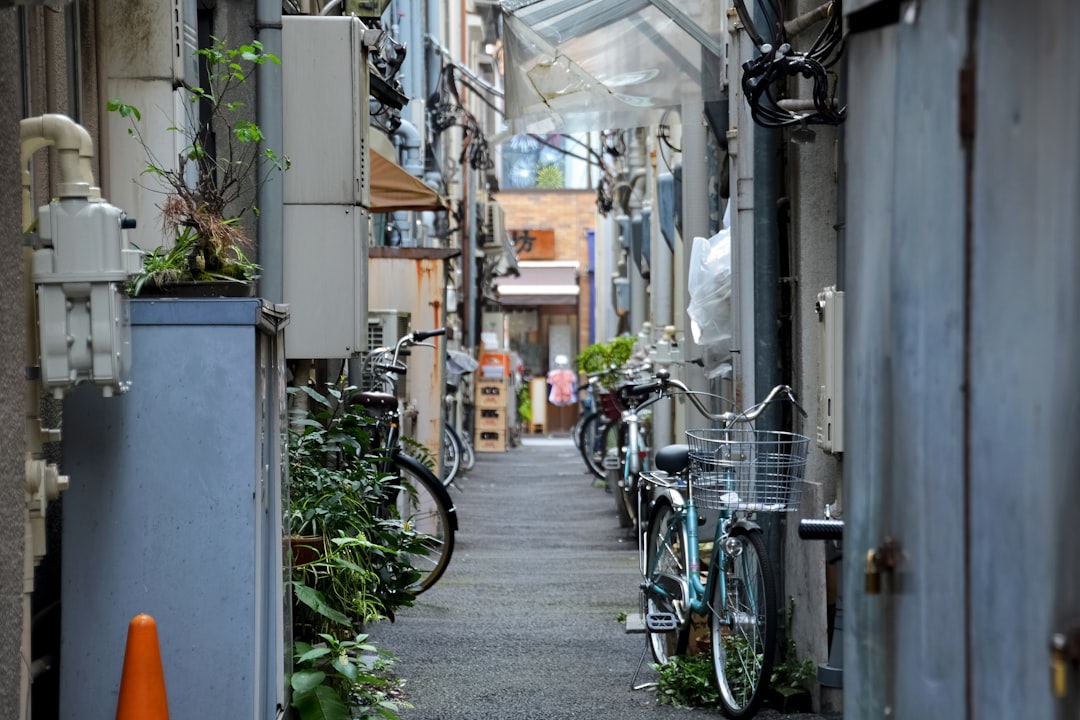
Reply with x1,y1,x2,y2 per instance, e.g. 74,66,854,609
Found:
636,375,808,718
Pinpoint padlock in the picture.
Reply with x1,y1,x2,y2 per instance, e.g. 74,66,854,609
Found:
864,548,881,594
1051,633,1068,698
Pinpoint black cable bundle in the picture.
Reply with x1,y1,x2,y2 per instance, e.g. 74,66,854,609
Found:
735,0,846,129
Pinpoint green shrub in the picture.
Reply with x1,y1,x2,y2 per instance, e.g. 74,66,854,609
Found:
652,653,720,708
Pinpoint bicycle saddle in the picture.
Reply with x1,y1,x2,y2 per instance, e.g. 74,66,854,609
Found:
654,444,689,474
348,391,398,412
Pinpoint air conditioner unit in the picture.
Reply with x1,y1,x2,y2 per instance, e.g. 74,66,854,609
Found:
815,286,844,453
368,310,411,350
361,310,410,396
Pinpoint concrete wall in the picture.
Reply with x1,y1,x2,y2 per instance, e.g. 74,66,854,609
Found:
1,9,27,711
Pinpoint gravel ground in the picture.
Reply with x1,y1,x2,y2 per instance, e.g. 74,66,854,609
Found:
369,436,841,720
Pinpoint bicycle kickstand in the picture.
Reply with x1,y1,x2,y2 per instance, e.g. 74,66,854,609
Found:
630,642,654,691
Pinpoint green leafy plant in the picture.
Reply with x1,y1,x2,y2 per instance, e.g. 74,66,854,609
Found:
290,633,406,720
768,598,817,712
108,37,289,294
576,335,636,386
288,383,428,630
652,653,720,708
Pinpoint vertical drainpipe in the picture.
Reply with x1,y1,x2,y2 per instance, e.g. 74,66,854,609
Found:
753,127,781,424
751,0,782,429
627,130,647,335
681,91,710,425
751,0,784,634
256,0,284,303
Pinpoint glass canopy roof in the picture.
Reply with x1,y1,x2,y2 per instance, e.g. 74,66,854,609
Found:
500,0,726,133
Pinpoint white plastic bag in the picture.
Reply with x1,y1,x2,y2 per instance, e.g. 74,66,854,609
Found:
686,214,732,349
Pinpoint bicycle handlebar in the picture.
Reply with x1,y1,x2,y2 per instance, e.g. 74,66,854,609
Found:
798,518,844,541
412,328,446,343
653,369,806,426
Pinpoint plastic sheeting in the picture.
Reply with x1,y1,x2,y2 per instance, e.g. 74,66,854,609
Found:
501,0,725,133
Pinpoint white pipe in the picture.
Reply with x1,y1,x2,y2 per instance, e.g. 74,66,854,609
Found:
18,115,90,720
20,114,93,200
391,118,424,176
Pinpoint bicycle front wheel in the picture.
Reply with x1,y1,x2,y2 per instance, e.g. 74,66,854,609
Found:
710,527,776,719
392,452,457,592
644,500,690,665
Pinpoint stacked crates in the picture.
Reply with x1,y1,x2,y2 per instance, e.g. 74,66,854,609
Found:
475,378,508,452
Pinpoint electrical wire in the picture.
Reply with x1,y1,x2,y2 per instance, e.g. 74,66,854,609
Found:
734,0,846,129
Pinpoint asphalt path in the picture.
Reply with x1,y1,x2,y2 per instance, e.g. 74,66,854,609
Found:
370,436,838,720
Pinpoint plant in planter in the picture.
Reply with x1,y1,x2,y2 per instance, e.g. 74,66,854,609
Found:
290,633,406,720
576,335,636,387
287,383,428,630
108,37,289,295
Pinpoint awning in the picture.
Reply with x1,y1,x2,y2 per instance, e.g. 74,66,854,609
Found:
368,148,451,213
493,260,580,305
500,0,726,133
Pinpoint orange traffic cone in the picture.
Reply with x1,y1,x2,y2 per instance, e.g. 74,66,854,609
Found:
115,613,170,719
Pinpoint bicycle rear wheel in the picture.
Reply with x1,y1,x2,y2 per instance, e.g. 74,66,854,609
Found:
392,452,457,592
710,527,776,718
442,425,462,487
458,426,475,470
643,500,690,665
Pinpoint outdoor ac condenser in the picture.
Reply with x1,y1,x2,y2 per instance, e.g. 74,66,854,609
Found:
361,310,410,397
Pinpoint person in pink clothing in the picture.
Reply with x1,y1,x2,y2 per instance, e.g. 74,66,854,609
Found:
547,355,577,406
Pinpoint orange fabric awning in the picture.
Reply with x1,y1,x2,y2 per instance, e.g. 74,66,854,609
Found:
368,149,450,213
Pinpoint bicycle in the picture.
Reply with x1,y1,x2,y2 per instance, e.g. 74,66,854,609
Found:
635,374,808,718
350,328,459,592
442,379,475,488
574,371,620,480
606,372,666,531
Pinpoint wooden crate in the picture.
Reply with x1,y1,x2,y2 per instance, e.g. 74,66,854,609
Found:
476,407,505,431
476,429,507,453
476,379,507,408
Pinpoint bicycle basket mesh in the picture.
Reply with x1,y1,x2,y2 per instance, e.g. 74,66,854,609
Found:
685,428,810,512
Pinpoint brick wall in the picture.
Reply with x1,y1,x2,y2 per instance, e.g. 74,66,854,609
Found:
494,189,598,356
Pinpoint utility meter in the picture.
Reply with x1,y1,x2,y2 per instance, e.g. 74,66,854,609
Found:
31,196,140,398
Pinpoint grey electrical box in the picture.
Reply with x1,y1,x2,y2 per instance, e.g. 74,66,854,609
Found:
282,15,373,359
31,197,140,397
815,286,844,453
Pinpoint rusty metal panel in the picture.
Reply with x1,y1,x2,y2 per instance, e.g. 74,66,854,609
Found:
969,1,1080,716
369,257,447,458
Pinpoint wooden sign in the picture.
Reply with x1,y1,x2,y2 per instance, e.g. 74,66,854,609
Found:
509,228,555,260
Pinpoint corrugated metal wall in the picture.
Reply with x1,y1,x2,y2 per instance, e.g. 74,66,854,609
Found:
844,1,1080,717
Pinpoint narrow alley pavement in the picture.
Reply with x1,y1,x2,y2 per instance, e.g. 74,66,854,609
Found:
370,436,841,720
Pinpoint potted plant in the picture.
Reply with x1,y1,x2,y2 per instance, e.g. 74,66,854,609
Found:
108,37,289,296
287,383,428,629
286,383,428,720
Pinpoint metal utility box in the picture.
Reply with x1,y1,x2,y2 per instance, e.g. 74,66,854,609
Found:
815,286,844,453
32,196,140,397
282,15,372,358
60,298,288,720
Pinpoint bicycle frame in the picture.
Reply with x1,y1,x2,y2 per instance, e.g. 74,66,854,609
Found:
643,477,753,625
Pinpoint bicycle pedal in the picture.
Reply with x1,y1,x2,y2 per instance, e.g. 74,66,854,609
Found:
645,612,678,632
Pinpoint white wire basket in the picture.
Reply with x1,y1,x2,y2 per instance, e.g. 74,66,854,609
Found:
686,428,810,512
